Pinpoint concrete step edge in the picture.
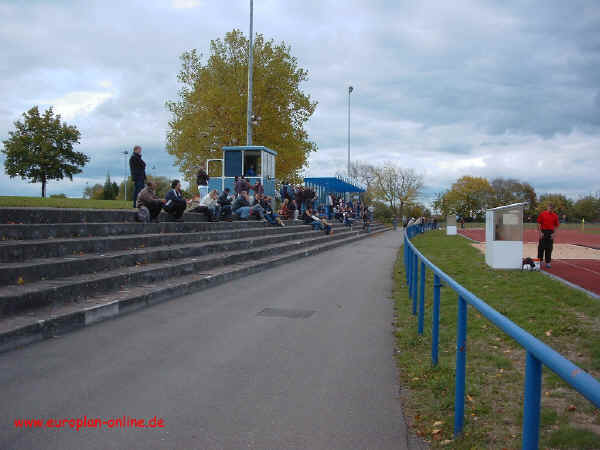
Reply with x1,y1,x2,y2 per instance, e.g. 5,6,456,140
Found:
0,228,375,312
0,226,390,354
0,228,334,281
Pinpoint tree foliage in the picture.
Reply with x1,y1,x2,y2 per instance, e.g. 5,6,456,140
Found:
102,173,119,200
433,176,494,219
490,178,537,217
166,29,317,184
83,183,104,200
572,195,599,222
537,193,573,219
2,106,89,197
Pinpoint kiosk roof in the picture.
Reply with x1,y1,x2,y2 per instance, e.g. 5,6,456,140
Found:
304,177,365,193
222,145,277,156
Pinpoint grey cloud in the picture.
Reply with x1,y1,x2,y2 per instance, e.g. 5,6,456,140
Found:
1,0,600,202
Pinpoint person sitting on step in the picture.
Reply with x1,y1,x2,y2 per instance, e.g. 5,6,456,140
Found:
217,188,233,221
249,193,266,221
260,195,284,227
303,207,332,234
164,179,188,222
232,190,252,220
197,189,221,222
136,181,165,222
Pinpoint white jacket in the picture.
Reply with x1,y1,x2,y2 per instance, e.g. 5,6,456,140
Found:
200,193,217,207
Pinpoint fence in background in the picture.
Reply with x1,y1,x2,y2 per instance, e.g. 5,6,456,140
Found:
403,224,600,449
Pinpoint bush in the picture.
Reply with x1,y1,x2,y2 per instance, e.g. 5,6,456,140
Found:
49,193,67,198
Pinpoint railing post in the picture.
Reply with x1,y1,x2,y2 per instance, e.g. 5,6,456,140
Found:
432,274,441,366
522,352,542,450
412,253,418,315
454,295,467,436
406,241,411,287
418,261,426,335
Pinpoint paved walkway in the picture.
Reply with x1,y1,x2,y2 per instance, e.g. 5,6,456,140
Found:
1,230,411,450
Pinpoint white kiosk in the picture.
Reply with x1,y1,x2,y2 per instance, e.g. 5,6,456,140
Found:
446,215,457,235
485,202,527,269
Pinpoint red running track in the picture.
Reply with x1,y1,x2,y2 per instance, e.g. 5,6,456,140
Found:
458,228,600,248
457,228,600,296
543,260,600,296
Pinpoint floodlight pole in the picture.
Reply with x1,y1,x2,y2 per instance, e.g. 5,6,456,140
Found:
347,86,353,178
246,0,254,146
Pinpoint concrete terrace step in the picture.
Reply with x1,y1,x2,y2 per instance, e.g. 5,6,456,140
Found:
0,207,213,224
0,227,387,316
0,218,304,241
0,223,329,263
0,227,335,284
0,225,391,353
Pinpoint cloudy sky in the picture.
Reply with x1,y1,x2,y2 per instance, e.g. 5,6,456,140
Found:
1,0,599,203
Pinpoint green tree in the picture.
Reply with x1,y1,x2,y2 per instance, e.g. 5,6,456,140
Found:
83,183,104,200
490,178,537,218
117,177,135,201
436,176,494,220
166,29,318,183
537,193,573,220
102,173,119,200
571,196,598,222
2,106,89,197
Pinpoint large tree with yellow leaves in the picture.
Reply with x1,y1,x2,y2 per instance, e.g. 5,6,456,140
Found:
166,29,317,184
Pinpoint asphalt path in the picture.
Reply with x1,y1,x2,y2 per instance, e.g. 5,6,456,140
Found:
1,229,412,450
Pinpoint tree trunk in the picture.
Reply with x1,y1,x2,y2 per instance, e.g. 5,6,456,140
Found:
41,180,46,198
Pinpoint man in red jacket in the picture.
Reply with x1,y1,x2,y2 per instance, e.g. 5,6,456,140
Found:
537,204,560,268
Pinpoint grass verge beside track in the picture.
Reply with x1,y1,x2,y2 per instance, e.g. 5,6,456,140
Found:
393,230,600,449
0,196,133,209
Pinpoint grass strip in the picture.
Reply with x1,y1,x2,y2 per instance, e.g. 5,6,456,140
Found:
0,196,133,209
393,230,600,449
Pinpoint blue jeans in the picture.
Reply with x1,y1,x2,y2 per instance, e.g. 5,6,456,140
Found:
133,179,144,208
250,204,265,219
234,206,251,219
265,212,279,225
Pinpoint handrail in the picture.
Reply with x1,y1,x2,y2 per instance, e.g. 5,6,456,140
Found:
403,224,600,449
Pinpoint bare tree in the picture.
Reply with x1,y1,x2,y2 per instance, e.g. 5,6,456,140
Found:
373,163,423,217
349,161,377,190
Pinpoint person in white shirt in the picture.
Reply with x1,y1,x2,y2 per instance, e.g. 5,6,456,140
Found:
198,189,221,222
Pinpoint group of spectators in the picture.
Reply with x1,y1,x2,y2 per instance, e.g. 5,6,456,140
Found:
278,182,318,220
130,147,374,236
130,148,287,226
135,181,286,226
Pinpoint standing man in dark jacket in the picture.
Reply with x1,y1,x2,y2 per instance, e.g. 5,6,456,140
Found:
129,145,146,208
197,166,210,199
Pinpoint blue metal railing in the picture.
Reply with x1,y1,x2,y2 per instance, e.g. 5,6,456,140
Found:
403,224,600,449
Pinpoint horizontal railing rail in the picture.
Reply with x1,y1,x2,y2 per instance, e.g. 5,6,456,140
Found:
403,223,600,449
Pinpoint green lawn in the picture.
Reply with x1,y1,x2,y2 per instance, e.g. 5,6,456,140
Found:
0,196,133,209
394,231,600,449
